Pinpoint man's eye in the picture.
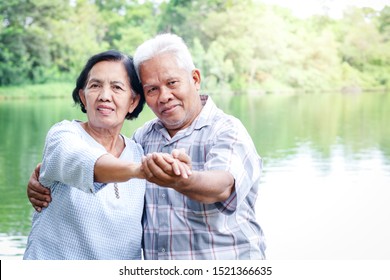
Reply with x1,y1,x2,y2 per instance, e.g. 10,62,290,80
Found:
147,87,157,94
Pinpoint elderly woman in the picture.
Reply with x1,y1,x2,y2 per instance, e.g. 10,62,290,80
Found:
23,50,183,260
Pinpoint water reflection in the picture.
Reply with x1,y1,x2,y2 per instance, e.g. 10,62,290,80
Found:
1,92,389,259
258,143,390,259
0,234,27,259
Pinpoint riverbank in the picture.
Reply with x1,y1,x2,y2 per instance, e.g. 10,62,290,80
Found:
0,82,73,100
1,83,388,100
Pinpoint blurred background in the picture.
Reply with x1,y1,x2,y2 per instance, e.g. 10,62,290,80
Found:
1,0,389,260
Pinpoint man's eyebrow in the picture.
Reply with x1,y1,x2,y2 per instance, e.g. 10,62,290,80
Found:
142,83,154,89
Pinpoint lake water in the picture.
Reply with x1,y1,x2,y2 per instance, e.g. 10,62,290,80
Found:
1,92,389,260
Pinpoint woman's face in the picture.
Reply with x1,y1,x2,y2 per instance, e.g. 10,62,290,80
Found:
79,60,140,132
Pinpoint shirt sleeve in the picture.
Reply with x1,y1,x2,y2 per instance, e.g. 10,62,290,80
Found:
39,121,108,193
205,117,262,215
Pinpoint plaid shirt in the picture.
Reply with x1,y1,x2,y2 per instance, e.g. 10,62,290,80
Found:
133,95,266,259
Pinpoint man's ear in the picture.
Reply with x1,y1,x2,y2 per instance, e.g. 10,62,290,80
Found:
192,69,201,91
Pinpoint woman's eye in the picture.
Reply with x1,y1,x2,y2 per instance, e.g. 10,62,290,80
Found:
89,84,99,89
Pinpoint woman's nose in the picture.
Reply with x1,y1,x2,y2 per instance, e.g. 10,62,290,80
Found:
99,86,112,101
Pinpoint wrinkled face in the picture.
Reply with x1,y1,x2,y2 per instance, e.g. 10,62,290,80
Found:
79,60,140,131
139,53,202,136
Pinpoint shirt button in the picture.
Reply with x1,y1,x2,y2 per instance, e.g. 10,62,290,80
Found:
161,194,166,198
161,248,166,252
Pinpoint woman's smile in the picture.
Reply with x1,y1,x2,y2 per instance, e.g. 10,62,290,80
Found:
97,104,115,115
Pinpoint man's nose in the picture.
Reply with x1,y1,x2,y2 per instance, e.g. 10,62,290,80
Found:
159,86,173,103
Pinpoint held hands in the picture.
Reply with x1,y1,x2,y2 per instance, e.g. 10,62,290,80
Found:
142,148,192,187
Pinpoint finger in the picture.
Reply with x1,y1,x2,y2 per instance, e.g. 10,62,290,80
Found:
178,152,191,165
29,190,51,204
171,149,179,159
179,160,193,178
30,183,51,195
145,154,167,179
159,154,182,175
28,181,51,200
172,149,191,168
182,162,192,177
159,154,177,176
29,169,51,195
161,153,175,164
176,160,188,179
147,154,177,183
34,163,42,177
152,153,177,175
30,197,49,208
171,148,185,159
170,160,181,176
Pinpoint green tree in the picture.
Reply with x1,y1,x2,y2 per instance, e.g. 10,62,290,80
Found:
0,0,70,85
337,6,390,89
1,0,388,92
48,0,108,81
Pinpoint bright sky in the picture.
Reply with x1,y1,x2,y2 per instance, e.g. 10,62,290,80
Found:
260,0,388,18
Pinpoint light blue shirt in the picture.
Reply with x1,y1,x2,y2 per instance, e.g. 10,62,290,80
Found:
24,120,145,260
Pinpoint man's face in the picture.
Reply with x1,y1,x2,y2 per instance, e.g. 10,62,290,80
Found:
139,53,202,136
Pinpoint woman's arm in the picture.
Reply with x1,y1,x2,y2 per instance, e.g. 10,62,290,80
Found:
94,153,145,182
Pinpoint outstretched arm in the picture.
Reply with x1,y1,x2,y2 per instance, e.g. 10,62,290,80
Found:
27,153,191,211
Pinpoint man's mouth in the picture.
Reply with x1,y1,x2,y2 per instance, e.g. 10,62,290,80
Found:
161,104,179,114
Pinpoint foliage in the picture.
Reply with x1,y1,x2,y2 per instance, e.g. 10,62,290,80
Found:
0,0,389,94
0,82,73,99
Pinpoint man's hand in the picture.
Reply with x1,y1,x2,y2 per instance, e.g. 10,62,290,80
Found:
171,148,192,169
142,149,192,187
27,163,51,212
142,149,234,203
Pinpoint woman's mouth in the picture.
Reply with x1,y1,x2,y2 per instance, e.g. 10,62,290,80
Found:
97,105,114,115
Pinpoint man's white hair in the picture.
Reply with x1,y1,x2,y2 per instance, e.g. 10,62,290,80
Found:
133,33,196,80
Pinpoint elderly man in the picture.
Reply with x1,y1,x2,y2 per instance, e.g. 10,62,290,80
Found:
28,33,266,260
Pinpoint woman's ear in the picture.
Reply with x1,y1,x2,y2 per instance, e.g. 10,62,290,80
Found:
128,94,141,114
79,89,86,109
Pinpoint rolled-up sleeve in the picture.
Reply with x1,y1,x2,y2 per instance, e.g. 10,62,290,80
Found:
205,118,262,215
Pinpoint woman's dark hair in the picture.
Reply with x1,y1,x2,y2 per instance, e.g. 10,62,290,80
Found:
72,50,145,120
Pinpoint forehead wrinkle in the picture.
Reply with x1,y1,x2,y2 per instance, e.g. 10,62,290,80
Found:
111,80,126,86
87,77,126,85
86,77,102,84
